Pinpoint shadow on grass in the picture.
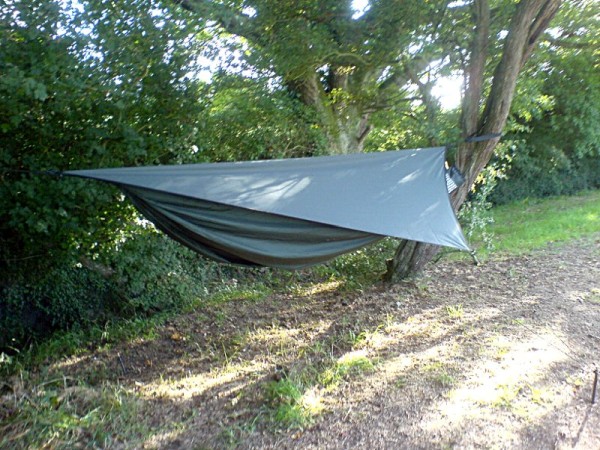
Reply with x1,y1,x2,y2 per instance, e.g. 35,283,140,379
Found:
2,240,600,449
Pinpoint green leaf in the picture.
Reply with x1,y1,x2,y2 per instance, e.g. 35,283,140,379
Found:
33,83,48,101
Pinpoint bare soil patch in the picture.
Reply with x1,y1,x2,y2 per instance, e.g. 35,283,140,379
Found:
8,235,600,449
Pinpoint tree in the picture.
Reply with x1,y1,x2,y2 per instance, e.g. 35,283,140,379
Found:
175,0,562,280
386,0,563,281
0,0,206,274
0,0,210,345
489,0,600,203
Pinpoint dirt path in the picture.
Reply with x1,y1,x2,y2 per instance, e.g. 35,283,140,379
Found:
38,235,600,448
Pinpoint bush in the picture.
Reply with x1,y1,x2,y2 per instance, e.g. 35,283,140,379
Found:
490,142,600,205
0,268,110,350
0,230,214,351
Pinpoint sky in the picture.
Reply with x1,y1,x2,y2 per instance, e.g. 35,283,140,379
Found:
351,0,462,109
433,75,463,110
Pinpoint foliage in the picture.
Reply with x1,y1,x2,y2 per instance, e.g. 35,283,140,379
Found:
320,351,375,388
490,145,600,204
490,0,600,203
0,0,206,271
177,0,490,154
197,75,328,161
0,230,210,350
316,238,397,288
0,0,210,349
458,159,504,250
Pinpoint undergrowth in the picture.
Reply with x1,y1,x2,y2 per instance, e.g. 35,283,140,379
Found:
0,376,146,449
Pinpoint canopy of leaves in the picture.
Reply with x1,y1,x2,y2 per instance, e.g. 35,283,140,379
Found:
0,0,206,276
197,75,328,162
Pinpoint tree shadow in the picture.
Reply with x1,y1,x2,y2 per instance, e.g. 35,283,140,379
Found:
15,241,599,449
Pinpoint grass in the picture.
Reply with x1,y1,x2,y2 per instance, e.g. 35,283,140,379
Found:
265,378,323,429
472,190,600,256
445,304,464,320
0,378,146,449
263,327,382,430
320,351,376,389
264,351,376,429
0,283,272,378
583,288,600,304
422,361,457,388
1,315,165,377
2,190,599,446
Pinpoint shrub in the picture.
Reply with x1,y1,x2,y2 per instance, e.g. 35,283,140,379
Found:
0,229,213,351
490,142,600,205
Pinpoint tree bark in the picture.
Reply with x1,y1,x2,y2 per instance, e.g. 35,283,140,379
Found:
383,240,441,283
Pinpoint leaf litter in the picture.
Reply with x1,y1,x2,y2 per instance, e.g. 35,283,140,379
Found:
2,235,599,449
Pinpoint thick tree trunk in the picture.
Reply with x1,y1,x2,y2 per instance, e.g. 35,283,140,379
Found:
330,111,372,154
285,67,375,154
383,240,441,283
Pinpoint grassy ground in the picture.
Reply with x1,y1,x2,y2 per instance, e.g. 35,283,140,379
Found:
472,190,600,256
1,190,599,449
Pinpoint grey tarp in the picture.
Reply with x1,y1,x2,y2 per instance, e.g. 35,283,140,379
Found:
65,147,470,269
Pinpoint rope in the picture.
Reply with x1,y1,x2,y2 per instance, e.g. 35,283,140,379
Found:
445,132,503,153
0,168,63,177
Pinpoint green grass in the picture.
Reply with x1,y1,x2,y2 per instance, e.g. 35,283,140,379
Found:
1,316,164,378
206,284,272,305
320,352,376,389
473,190,600,256
0,379,147,449
265,378,319,429
445,304,464,320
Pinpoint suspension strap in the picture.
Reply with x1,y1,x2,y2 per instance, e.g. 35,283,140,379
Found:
464,132,502,143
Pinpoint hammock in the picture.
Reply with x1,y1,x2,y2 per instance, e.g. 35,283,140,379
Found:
65,147,470,269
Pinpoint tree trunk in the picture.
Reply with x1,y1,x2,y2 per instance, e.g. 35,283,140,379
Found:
286,73,372,154
329,111,372,154
383,0,562,283
383,240,441,283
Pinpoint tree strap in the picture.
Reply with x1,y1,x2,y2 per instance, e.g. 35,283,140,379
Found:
464,132,502,143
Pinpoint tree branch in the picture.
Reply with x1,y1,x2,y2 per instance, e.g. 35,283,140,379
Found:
521,0,563,65
456,0,490,171
460,0,489,138
173,0,260,41
545,36,593,49
377,56,430,93
458,0,561,192
478,0,561,135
